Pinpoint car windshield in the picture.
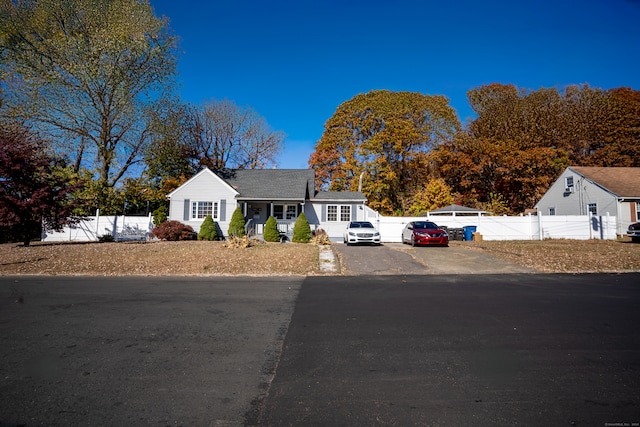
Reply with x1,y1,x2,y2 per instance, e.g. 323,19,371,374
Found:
413,222,439,229
350,222,374,228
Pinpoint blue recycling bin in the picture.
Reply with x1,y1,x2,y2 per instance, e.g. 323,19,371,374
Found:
463,225,477,241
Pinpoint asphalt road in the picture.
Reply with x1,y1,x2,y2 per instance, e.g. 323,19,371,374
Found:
0,276,301,426
259,274,640,426
1,273,639,426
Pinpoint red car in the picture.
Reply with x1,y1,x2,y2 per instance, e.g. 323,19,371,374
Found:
401,221,449,247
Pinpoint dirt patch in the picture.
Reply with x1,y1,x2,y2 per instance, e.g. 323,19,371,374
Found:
0,240,320,276
451,239,640,273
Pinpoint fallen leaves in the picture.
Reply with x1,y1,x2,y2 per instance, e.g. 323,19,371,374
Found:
0,240,320,276
453,239,640,273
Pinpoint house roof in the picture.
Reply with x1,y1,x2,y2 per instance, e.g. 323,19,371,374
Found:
311,191,367,202
428,204,488,215
217,169,316,200
570,167,640,198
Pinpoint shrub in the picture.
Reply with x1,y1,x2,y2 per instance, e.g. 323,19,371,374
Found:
292,212,311,243
263,216,280,242
224,235,263,248
198,215,219,241
150,220,195,241
312,228,331,245
98,234,115,243
152,205,167,226
228,207,246,237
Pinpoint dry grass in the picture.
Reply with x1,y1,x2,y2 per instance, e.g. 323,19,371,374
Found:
450,238,640,273
0,240,320,276
0,238,638,276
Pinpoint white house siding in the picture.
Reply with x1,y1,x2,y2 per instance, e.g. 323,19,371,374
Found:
168,169,238,235
535,168,636,235
307,201,367,241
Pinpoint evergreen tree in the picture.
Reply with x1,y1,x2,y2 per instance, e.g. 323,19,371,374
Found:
228,207,246,237
198,215,218,240
292,212,311,243
263,216,280,242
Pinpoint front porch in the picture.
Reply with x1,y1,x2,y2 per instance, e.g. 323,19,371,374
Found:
239,200,312,239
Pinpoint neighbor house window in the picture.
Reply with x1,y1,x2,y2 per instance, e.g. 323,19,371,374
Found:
549,207,556,216
327,205,351,222
273,204,297,220
636,202,640,221
192,201,218,220
565,176,574,190
587,203,597,215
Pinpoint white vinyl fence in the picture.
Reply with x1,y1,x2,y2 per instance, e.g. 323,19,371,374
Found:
42,210,154,242
362,206,617,242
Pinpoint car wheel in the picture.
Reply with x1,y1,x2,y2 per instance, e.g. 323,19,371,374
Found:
401,235,405,244
411,235,416,247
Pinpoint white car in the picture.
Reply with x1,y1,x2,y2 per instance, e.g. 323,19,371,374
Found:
343,221,381,246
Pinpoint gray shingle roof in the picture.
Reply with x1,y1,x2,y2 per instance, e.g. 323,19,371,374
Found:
312,191,367,201
217,169,315,200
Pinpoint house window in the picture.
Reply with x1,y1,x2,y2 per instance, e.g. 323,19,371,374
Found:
636,202,640,221
587,203,597,215
327,205,338,221
192,201,218,220
340,205,351,222
286,205,297,220
273,204,297,220
327,205,351,222
565,176,574,190
549,207,555,216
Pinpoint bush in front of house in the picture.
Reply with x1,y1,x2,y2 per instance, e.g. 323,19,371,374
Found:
292,212,311,243
263,216,280,242
198,215,219,241
312,228,331,245
228,207,246,237
152,205,167,226
150,220,195,241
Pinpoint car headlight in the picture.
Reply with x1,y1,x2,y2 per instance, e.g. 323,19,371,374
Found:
348,232,355,236
374,232,380,236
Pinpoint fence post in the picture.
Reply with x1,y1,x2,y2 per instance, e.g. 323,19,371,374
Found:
538,213,543,240
95,209,100,241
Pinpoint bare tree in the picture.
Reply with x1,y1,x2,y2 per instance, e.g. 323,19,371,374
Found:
189,99,284,170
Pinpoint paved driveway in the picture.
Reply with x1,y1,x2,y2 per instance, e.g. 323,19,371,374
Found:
334,243,533,275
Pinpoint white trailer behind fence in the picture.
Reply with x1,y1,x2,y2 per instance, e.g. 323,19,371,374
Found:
362,206,617,242
42,210,154,242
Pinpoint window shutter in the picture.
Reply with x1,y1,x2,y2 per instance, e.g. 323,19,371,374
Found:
351,204,357,221
321,204,326,222
220,199,226,221
183,199,190,221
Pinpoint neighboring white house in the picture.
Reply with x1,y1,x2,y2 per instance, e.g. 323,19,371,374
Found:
167,167,367,240
535,166,640,235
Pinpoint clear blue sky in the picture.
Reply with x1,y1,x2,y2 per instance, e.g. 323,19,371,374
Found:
150,0,640,169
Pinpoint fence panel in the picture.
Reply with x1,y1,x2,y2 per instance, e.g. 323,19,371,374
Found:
370,212,617,242
42,213,154,242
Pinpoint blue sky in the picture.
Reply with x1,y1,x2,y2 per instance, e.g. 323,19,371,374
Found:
150,0,640,169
